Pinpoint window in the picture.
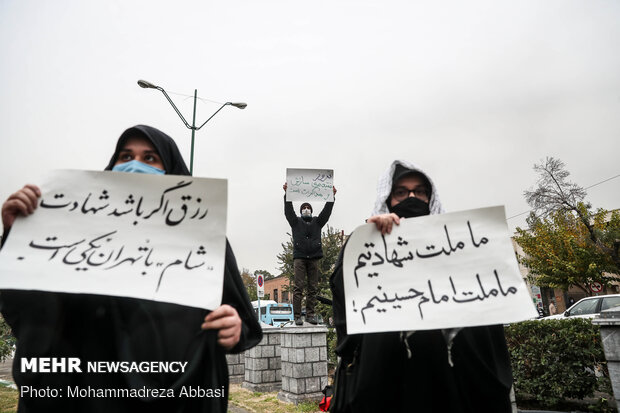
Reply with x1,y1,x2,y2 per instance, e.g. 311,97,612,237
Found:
568,298,600,316
270,306,292,315
274,289,278,303
282,291,289,302
601,296,620,311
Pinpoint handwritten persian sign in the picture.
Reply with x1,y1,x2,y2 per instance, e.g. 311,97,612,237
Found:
286,168,334,202
343,206,537,334
0,170,227,310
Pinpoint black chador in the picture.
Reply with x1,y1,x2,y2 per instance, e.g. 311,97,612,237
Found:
329,160,513,413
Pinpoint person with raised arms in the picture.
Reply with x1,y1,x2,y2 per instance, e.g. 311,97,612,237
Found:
283,182,336,325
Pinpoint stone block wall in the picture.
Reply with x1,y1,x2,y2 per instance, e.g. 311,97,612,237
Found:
242,327,282,392
278,325,328,404
225,353,245,384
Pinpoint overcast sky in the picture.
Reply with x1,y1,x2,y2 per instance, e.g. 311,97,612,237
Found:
1,0,619,276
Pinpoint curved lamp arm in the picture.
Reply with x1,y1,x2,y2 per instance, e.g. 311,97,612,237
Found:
138,79,247,174
196,102,247,130
138,80,192,129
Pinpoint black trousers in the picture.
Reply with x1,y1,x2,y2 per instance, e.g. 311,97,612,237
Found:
293,258,319,318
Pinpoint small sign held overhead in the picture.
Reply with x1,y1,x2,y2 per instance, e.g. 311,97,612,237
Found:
285,168,334,202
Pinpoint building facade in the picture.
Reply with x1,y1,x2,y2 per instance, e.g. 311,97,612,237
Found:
264,275,292,303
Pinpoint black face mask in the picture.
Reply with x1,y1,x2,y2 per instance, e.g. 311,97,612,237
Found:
388,196,430,218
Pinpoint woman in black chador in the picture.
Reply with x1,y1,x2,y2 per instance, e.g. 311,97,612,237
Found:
329,160,513,413
1,125,262,413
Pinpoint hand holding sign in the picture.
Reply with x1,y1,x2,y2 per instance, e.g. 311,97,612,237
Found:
1,184,41,232
367,213,401,235
201,304,242,350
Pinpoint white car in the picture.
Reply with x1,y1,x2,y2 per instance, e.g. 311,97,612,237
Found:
543,294,620,320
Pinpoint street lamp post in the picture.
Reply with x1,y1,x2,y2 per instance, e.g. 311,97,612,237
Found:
137,79,246,174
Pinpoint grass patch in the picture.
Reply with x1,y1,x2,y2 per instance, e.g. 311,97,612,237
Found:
296,401,320,412
228,384,320,413
0,384,17,413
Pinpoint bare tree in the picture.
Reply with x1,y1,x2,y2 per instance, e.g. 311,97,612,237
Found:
525,157,587,219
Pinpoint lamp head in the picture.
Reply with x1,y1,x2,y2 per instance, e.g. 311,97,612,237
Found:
229,102,247,109
137,79,158,89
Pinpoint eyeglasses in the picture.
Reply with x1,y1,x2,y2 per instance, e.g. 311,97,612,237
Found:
391,186,429,202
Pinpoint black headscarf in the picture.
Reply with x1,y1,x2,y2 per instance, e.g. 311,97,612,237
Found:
104,125,190,176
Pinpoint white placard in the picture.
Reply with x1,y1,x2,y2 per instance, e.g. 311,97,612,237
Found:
0,170,227,310
286,168,334,202
343,206,537,334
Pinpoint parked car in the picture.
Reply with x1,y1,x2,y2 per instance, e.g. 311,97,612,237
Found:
542,294,620,320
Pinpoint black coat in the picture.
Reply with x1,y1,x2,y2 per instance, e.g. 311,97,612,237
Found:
0,125,262,413
284,197,334,259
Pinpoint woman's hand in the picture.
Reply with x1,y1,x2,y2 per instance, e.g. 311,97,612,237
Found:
201,304,242,351
367,213,401,235
2,184,41,232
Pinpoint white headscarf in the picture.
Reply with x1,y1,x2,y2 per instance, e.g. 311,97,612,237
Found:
372,160,459,362
372,160,445,216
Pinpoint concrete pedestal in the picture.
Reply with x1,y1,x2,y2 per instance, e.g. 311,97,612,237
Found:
242,326,282,392
225,353,245,384
593,307,620,407
278,325,328,404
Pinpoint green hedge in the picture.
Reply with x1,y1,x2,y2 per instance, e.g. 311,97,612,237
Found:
505,318,614,411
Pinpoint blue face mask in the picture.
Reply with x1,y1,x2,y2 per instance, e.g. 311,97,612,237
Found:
112,160,165,175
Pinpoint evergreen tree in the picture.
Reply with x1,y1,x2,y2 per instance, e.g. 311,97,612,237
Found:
254,269,275,281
